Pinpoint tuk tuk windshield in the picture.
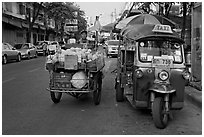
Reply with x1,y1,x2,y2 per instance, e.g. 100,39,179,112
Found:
138,40,183,63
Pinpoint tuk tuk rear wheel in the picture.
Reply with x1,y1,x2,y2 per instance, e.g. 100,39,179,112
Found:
116,82,124,102
93,73,102,105
152,97,168,129
50,92,62,103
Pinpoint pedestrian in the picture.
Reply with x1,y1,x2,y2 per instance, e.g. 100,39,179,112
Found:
78,30,88,49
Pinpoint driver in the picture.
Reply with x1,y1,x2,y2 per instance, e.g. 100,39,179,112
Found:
161,41,173,56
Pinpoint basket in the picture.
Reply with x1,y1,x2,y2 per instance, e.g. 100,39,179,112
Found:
87,56,105,71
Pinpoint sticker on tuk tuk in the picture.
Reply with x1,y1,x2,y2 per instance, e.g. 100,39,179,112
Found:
174,55,181,62
147,55,153,61
141,53,147,61
140,42,145,47
152,24,173,34
175,50,181,55
168,56,174,60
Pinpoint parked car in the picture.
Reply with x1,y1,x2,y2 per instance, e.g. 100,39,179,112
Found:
14,43,38,59
2,43,21,64
47,41,59,55
107,40,120,57
35,41,50,56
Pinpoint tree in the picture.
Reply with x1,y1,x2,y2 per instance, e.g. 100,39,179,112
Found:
180,2,193,40
44,2,87,41
25,2,43,43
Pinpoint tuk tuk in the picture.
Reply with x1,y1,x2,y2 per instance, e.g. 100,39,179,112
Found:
115,24,191,129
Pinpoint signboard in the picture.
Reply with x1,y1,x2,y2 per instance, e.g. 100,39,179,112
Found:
152,24,173,34
64,26,78,32
65,19,78,25
64,19,78,32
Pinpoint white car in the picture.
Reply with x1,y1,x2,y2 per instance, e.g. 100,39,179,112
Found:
47,41,59,55
14,43,38,59
107,40,120,57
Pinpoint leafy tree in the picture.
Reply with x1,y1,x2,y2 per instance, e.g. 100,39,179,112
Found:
44,2,87,41
179,2,193,39
25,2,43,43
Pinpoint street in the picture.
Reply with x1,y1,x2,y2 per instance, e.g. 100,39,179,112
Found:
2,57,202,135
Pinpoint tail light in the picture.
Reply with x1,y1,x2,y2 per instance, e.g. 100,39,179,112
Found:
182,70,191,80
158,70,169,81
135,69,143,78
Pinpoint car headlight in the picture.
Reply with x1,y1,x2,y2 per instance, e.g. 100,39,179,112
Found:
158,70,169,81
182,70,191,80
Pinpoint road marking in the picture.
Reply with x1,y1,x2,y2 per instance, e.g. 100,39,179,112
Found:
2,77,15,84
28,67,41,73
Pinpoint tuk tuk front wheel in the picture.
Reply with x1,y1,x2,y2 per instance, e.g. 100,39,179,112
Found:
152,97,168,129
93,73,102,105
116,82,124,102
50,92,62,103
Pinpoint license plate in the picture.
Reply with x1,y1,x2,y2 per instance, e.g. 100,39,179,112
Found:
152,58,172,66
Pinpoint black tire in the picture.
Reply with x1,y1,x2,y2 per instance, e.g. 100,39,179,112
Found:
35,52,38,58
50,92,62,103
16,54,21,62
116,82,124,102
2,55,7,64
27,53,30,60
93,73,102,105
152,97,168,129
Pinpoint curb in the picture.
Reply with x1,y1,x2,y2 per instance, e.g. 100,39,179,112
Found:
185,86,202,109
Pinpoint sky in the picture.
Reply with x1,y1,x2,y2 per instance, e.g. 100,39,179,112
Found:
76,2,125,26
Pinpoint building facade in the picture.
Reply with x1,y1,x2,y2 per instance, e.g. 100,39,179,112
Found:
191,2,202,81
2,2,56,45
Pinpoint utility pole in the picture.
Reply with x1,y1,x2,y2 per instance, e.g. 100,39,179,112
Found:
111,12,113,23
114,8,117,21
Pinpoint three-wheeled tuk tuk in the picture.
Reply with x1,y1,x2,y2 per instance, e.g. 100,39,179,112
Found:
46,42,105,105
115,24,191,128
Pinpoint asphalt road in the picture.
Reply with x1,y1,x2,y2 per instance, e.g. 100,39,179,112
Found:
2,57,202,135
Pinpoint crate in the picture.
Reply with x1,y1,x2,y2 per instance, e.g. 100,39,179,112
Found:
64,55,78,70
50,72,72,89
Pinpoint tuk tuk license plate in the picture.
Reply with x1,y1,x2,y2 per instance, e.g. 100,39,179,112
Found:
152,58,172,67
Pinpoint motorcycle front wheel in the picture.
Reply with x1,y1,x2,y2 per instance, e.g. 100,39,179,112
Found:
152,97,168,129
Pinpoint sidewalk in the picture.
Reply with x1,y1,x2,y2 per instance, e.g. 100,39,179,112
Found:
185,83,202,109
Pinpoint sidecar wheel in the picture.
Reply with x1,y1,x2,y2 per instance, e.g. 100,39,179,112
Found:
152,97,168,129
50,92,62,103
93,73,102,105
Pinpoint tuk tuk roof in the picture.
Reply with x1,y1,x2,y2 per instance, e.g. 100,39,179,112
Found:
121,24,184,43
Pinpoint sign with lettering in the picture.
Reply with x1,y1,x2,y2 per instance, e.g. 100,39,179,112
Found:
64,26,78,32
152,24,173,34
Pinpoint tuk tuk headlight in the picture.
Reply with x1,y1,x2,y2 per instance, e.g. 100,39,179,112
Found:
136,69,143,78
182,71,191,80
158,71,169,81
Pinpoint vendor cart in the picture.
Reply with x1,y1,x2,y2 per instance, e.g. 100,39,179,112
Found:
46,46,105,105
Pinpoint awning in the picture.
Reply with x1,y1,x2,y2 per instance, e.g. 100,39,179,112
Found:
8,19,22,28
2,16,9,23
22,22,29,28
40,25,46,30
